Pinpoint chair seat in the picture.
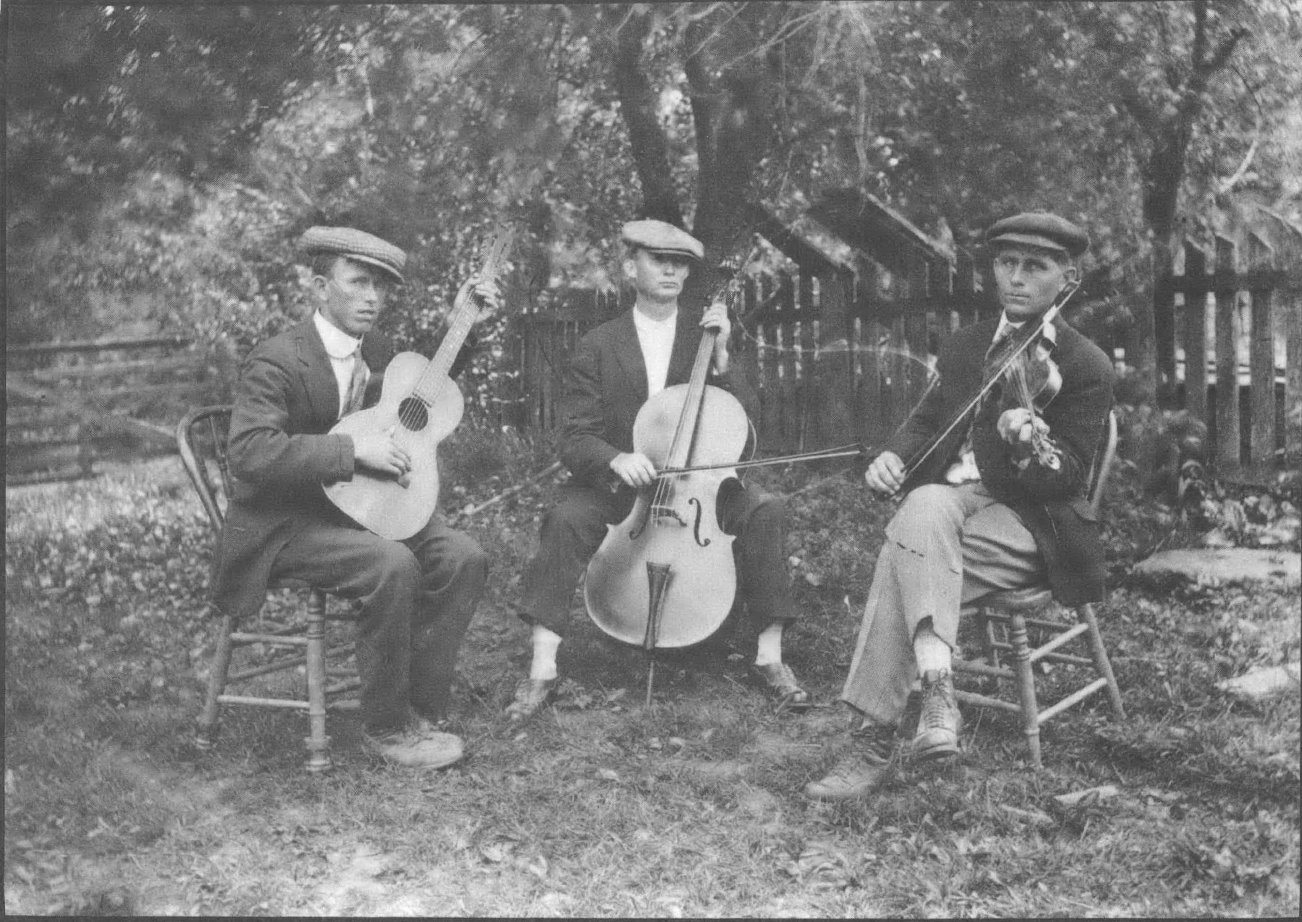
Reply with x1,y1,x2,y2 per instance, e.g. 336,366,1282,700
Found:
963,585,1054,615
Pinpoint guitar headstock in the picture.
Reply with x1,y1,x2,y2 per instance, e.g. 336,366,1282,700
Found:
480,226,516,283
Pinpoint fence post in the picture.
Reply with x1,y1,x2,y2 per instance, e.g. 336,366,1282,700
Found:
1247,232,1277,471
1213,235,1241,470
1181,239,1209,424
1286,284,1302,470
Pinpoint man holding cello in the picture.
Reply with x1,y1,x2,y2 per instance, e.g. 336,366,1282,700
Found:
805,212,1115,801
506,219,810,721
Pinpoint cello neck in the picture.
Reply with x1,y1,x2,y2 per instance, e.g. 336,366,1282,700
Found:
663,326,719,471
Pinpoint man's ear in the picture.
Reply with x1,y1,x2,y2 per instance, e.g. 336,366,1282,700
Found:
1063,265,1081,284
621,257,636,283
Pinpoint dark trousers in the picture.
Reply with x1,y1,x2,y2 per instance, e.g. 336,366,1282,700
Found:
519,480,795,637
269,515,488,735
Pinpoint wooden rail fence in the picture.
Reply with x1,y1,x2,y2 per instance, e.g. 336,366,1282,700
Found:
6,336,225,484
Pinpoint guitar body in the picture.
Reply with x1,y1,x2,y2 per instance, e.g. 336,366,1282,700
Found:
323,351,464,540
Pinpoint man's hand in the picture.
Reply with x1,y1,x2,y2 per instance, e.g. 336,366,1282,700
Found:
610,451,658,489
701,300,731,375
865,450,906,496
997,407,1050,447
353,429,412,478
469,275,504,321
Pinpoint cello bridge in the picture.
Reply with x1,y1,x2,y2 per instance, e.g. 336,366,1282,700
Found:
648,504,688,527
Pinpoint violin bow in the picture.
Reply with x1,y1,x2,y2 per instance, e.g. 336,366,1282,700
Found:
898,277,1081,484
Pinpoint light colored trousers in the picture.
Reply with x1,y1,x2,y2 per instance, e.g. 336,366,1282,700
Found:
840,482,1044,725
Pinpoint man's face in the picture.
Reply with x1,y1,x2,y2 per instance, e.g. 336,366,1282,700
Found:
624,249,691,303
315,257,392,337
992,245,1072,321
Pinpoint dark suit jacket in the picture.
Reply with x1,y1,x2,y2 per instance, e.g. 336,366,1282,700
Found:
559,307,757,487
210,317,393,623
887,317,1115,605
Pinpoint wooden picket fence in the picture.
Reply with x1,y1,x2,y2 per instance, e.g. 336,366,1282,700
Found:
1155,232,1302,475
513,257,981,455
5,336,226,484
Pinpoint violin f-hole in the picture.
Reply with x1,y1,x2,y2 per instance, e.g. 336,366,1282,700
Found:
689,497,710,547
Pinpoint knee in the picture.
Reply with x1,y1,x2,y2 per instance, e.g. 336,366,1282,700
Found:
540,497,599,544
373,541,422,591
443,532,490,585
896,484,956,523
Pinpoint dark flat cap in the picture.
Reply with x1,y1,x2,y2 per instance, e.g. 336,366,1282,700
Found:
621,219,704,261
985,212,1089,258
300,226,406,283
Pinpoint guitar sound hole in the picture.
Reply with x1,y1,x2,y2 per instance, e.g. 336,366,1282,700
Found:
397,397,430,432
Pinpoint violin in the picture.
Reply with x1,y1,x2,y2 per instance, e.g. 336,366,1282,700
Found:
583,287,750,696
898,277,1081,490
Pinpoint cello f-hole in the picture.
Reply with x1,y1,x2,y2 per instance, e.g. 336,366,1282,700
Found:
689,497,710,547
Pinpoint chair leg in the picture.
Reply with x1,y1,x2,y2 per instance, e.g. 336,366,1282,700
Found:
303,590,333,773
1008,612,1043,770
1079,603,1126,720
196,612,237,750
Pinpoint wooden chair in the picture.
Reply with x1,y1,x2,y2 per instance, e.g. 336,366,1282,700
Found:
178,405,360,772
952,410,1126,769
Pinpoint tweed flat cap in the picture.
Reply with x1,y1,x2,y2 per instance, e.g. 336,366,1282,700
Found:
621,220,704,261
300,226,406,283
985,212,1089,258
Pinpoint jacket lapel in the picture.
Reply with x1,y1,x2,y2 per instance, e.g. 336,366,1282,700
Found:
294,318,343,426
610,311,649,404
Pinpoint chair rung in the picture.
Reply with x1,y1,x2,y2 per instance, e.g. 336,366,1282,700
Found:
229,656,306,683
1036,678,1109,724
1027,622,1090,663
953,658,1014,680
231,632,308,647
218,693,310,710
1039,651,1093,668
955,689,1020,713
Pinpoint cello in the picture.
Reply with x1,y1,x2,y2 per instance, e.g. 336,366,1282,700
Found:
323,227,513,540
583,287,750,693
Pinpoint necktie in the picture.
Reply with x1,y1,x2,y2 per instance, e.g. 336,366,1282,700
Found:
341,349,368,418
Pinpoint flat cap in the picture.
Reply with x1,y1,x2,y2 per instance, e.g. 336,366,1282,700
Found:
300,226,406,284
621,219,704,261
985,212,1089,258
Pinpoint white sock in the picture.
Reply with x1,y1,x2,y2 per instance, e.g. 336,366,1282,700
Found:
529,625,562,681
754,622,784,667
912,620,952,676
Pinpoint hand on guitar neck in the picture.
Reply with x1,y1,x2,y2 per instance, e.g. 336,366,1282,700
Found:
349,276,501,483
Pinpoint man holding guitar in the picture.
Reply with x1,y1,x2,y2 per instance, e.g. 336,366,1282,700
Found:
504,219,811,722
805,212,1115,801
210,225,501,769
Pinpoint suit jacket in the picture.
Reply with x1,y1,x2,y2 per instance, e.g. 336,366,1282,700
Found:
210,317,394,622
559,307,757,487
887,317,1115,605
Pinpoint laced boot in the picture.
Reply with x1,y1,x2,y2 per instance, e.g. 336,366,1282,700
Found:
913,669,962,761
803,720,898,801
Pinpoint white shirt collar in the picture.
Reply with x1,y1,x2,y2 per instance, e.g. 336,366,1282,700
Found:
314,310,362,359
995,312,1057,348
634,307,677,330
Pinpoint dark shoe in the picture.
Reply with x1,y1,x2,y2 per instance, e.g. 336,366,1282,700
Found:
504,677,557,723
751,662,812,712
913,669,962,761
362,727,463,769
804,726,897,801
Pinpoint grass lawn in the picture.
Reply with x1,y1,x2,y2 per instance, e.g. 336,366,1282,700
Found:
5,431,1299,916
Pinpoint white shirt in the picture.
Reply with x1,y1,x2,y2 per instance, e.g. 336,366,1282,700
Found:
633,308,677,397
313,311,367,417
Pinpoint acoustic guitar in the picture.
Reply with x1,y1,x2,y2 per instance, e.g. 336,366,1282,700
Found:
323,228,514,540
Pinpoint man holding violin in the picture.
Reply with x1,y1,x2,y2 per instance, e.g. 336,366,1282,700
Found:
805,212,1115,801
506,219,810,722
